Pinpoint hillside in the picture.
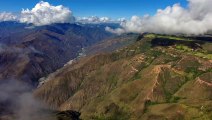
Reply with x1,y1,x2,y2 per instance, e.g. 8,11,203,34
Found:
0,22,119,120
0,22,115,86
35,34,212,120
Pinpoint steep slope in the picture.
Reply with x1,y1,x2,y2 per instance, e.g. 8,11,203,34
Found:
0,22,118,120
35,34,212,120
85,33,139,55
0,22,115,85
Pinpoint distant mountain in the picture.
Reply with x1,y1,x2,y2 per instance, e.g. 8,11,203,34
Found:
35,34,212,120
0,22,117,86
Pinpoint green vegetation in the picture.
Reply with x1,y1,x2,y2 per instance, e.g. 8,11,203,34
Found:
144,34,192,41
131,71,142,80
170,96,181,103
92,104,130,120
144,34,212,60
144,100,160,113
35,33,212,120
176,44,212,59
93,112,130,120
185,67,204,79
108,74,118,88
194,52,212,59
176,45,193,52
138,40,152,53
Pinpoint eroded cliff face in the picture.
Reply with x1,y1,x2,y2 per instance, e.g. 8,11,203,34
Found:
35,34,212,120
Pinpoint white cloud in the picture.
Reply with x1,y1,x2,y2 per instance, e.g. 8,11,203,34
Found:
117,18,126,22
20,1,75,26
77,16,112,23
0,1,123,26
99,17,111,22
77,16,99,23
0,12,17,22
105,26,125,35
77,16,126,24
107,0,212,35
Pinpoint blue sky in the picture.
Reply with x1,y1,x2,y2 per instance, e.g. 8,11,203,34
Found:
0,0,188,19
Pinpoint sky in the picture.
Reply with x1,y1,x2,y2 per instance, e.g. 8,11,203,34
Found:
0,0,188,19
0,0,211,35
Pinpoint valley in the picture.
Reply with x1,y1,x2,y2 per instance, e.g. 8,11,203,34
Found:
1,0,212,120
34,33,212,120
0,23,211,119
0,22,115,86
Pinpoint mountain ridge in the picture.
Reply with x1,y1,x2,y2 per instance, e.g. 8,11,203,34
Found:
34,34,212,119
0,22,116,85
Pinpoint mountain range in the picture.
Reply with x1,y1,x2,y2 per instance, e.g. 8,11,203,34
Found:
0,22,116,86
34,33,212,120
0,22,211,120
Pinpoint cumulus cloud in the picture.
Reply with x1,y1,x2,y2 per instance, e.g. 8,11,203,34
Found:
0,12,17,22
99,17,111,22
117,17,126,22
107,0,212,35
0,1,122,26
77,16,112,23
105,26,125,35
20,1,75,26
76,16,126,24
